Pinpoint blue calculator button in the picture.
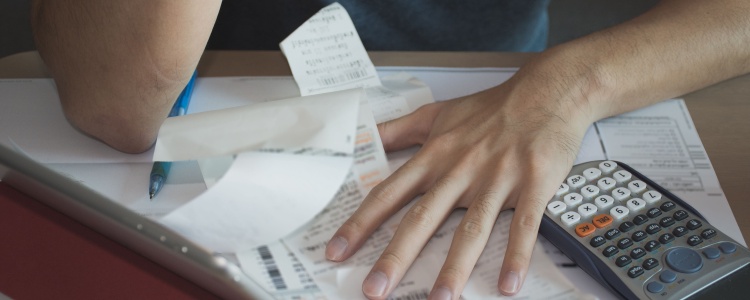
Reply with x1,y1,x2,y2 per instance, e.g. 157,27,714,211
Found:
659,270,677,283
665,247,703,273
719,242,737,254
703,247,721,259
647,281,665,293
643,258,660,270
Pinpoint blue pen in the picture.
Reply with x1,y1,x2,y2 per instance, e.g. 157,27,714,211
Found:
149,71,197,199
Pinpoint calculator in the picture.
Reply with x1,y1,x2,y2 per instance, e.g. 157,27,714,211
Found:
540,160,750,299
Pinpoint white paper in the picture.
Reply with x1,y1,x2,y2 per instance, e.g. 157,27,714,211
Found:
153,89,361,161
160,152,353,252
281,3,381,96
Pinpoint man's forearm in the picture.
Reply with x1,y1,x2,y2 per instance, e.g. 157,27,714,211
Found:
31,0,221,153
525,0,750,123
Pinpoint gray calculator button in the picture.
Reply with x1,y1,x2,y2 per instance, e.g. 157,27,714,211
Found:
616,255,632,267
687,235,703,246
643,258,660,270
673,226,689,237
659,233,675,244
645,240,661,252
660,201,676,211
703,248,721,259
646,223,662,235
687,219,703,230
590,235,606,247
647,282,665,293
632,230,648,242
633,214,649,225
605,229,621,240
630,247,646,259
660,216,676,227
617,238,634,249
719,242,737,254
659,270,677,283
619,221,636,233
665,247,703,273
673,210,689,221
701,228,717,240
647,208,662,219
627,266,645,278
603,245,619,257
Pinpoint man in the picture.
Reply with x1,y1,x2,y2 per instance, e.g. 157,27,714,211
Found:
31,1,750,299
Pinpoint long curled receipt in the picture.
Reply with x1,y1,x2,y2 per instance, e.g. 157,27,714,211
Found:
155,89,361,252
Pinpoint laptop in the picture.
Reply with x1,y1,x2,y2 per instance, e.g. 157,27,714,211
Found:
0,143,273,299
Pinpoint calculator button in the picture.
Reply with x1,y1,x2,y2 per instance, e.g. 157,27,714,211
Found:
701,229,717,240
665,248,703,273
597,177,616,191
673,210,689,221
719,242,737,254
647,282,665,293
632,230,648,242
583,168,602,180
603,245,619,257
659,233,675,244
615,255,632,267
546,201,567,215
643,258,660,270
556,183,570,196
594,195,615,209
599,161,618,173
687,235,703,246
613,170,632,183
659,270,677,283
646,223,662,235
630,247,646,259
605,229,621,240
703,248,721,259
619,221,636,233
673,226,689,237
660,201,676,212
580,185,600,198
563,193,583,207
610,206,629,219
578,203,598,218
590,235,606,247
592,214,614,228
627,180,647,194
617,238,634,249
646,208,662,219
627,266,645,278
575,223,596,237
633,214,649,225
561,211,581,226
686,219,702,230
626,198,646,212
643,190,662,204
645,240,661,252
612,187,631,201
567,175,586,188
660,217,676,228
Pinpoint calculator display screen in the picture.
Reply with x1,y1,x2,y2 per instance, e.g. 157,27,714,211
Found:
689,264,750,299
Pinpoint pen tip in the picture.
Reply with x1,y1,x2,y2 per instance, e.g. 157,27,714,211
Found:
149,193,154,200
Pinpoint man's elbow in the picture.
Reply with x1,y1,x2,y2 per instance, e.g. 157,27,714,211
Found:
62,103,162,154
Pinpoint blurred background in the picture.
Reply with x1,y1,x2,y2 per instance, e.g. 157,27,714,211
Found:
0,0,658,60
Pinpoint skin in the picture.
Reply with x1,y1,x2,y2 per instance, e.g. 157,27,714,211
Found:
32,0,750,299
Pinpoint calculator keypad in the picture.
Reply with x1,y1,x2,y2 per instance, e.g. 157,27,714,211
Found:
544,160,750,300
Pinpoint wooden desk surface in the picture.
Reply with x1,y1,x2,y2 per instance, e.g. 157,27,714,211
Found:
2,50,748,241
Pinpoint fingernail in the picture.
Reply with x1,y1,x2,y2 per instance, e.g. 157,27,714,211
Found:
362,271,388,297
499,270,520,294
428,286,452,300
325,236,348,261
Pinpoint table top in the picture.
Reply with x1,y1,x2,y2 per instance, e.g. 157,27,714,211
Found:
1,50,748,298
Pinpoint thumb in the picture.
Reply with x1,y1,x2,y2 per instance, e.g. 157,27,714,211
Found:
377,102,444,152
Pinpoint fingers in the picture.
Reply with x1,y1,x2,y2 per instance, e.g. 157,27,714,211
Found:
497,165,561,295
325,155,432,263
430,183,510,300
378,103,445,152
362,173,471,299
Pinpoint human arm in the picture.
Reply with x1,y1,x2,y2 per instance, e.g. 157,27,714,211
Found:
31,0,221,153
326,0,750,299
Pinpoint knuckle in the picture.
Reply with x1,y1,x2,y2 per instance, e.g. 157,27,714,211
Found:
439,265,466,283
457,215,487,240
403,203,435,231
515,210,543,232
368,183,399,207
378,251,405,269
505,248,533,267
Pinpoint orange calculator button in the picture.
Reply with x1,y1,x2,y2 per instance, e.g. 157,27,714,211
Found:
575,223,596,237
593,214,614,228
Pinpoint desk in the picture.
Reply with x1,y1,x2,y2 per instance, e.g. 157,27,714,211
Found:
1,51,748,299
